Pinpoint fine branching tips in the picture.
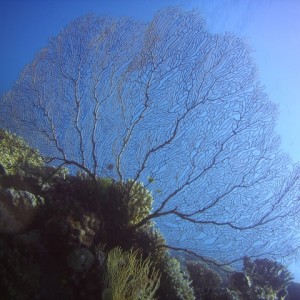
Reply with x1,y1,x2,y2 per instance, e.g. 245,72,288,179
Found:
1,7,300,265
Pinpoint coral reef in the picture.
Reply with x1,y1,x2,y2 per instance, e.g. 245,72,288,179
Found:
229,257,293,300
186,260,223,299
0,128,44,175
123,179,154,226
67,247,95,273
157,252,196,300
102,247,160,300
0,129,298,300
0,129,192,299
287,282,300,300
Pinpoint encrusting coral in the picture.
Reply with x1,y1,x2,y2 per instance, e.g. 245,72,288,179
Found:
0,129,44,175
123,179,154,226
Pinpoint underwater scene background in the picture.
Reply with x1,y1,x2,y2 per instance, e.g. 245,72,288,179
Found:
1,1,300,299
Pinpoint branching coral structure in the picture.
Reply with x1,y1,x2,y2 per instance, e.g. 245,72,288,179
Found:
102,247,160,300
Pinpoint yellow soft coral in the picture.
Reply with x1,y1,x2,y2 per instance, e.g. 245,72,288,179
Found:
102,247,160,300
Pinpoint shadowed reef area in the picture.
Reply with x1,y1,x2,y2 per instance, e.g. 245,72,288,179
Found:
0,128,300,299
